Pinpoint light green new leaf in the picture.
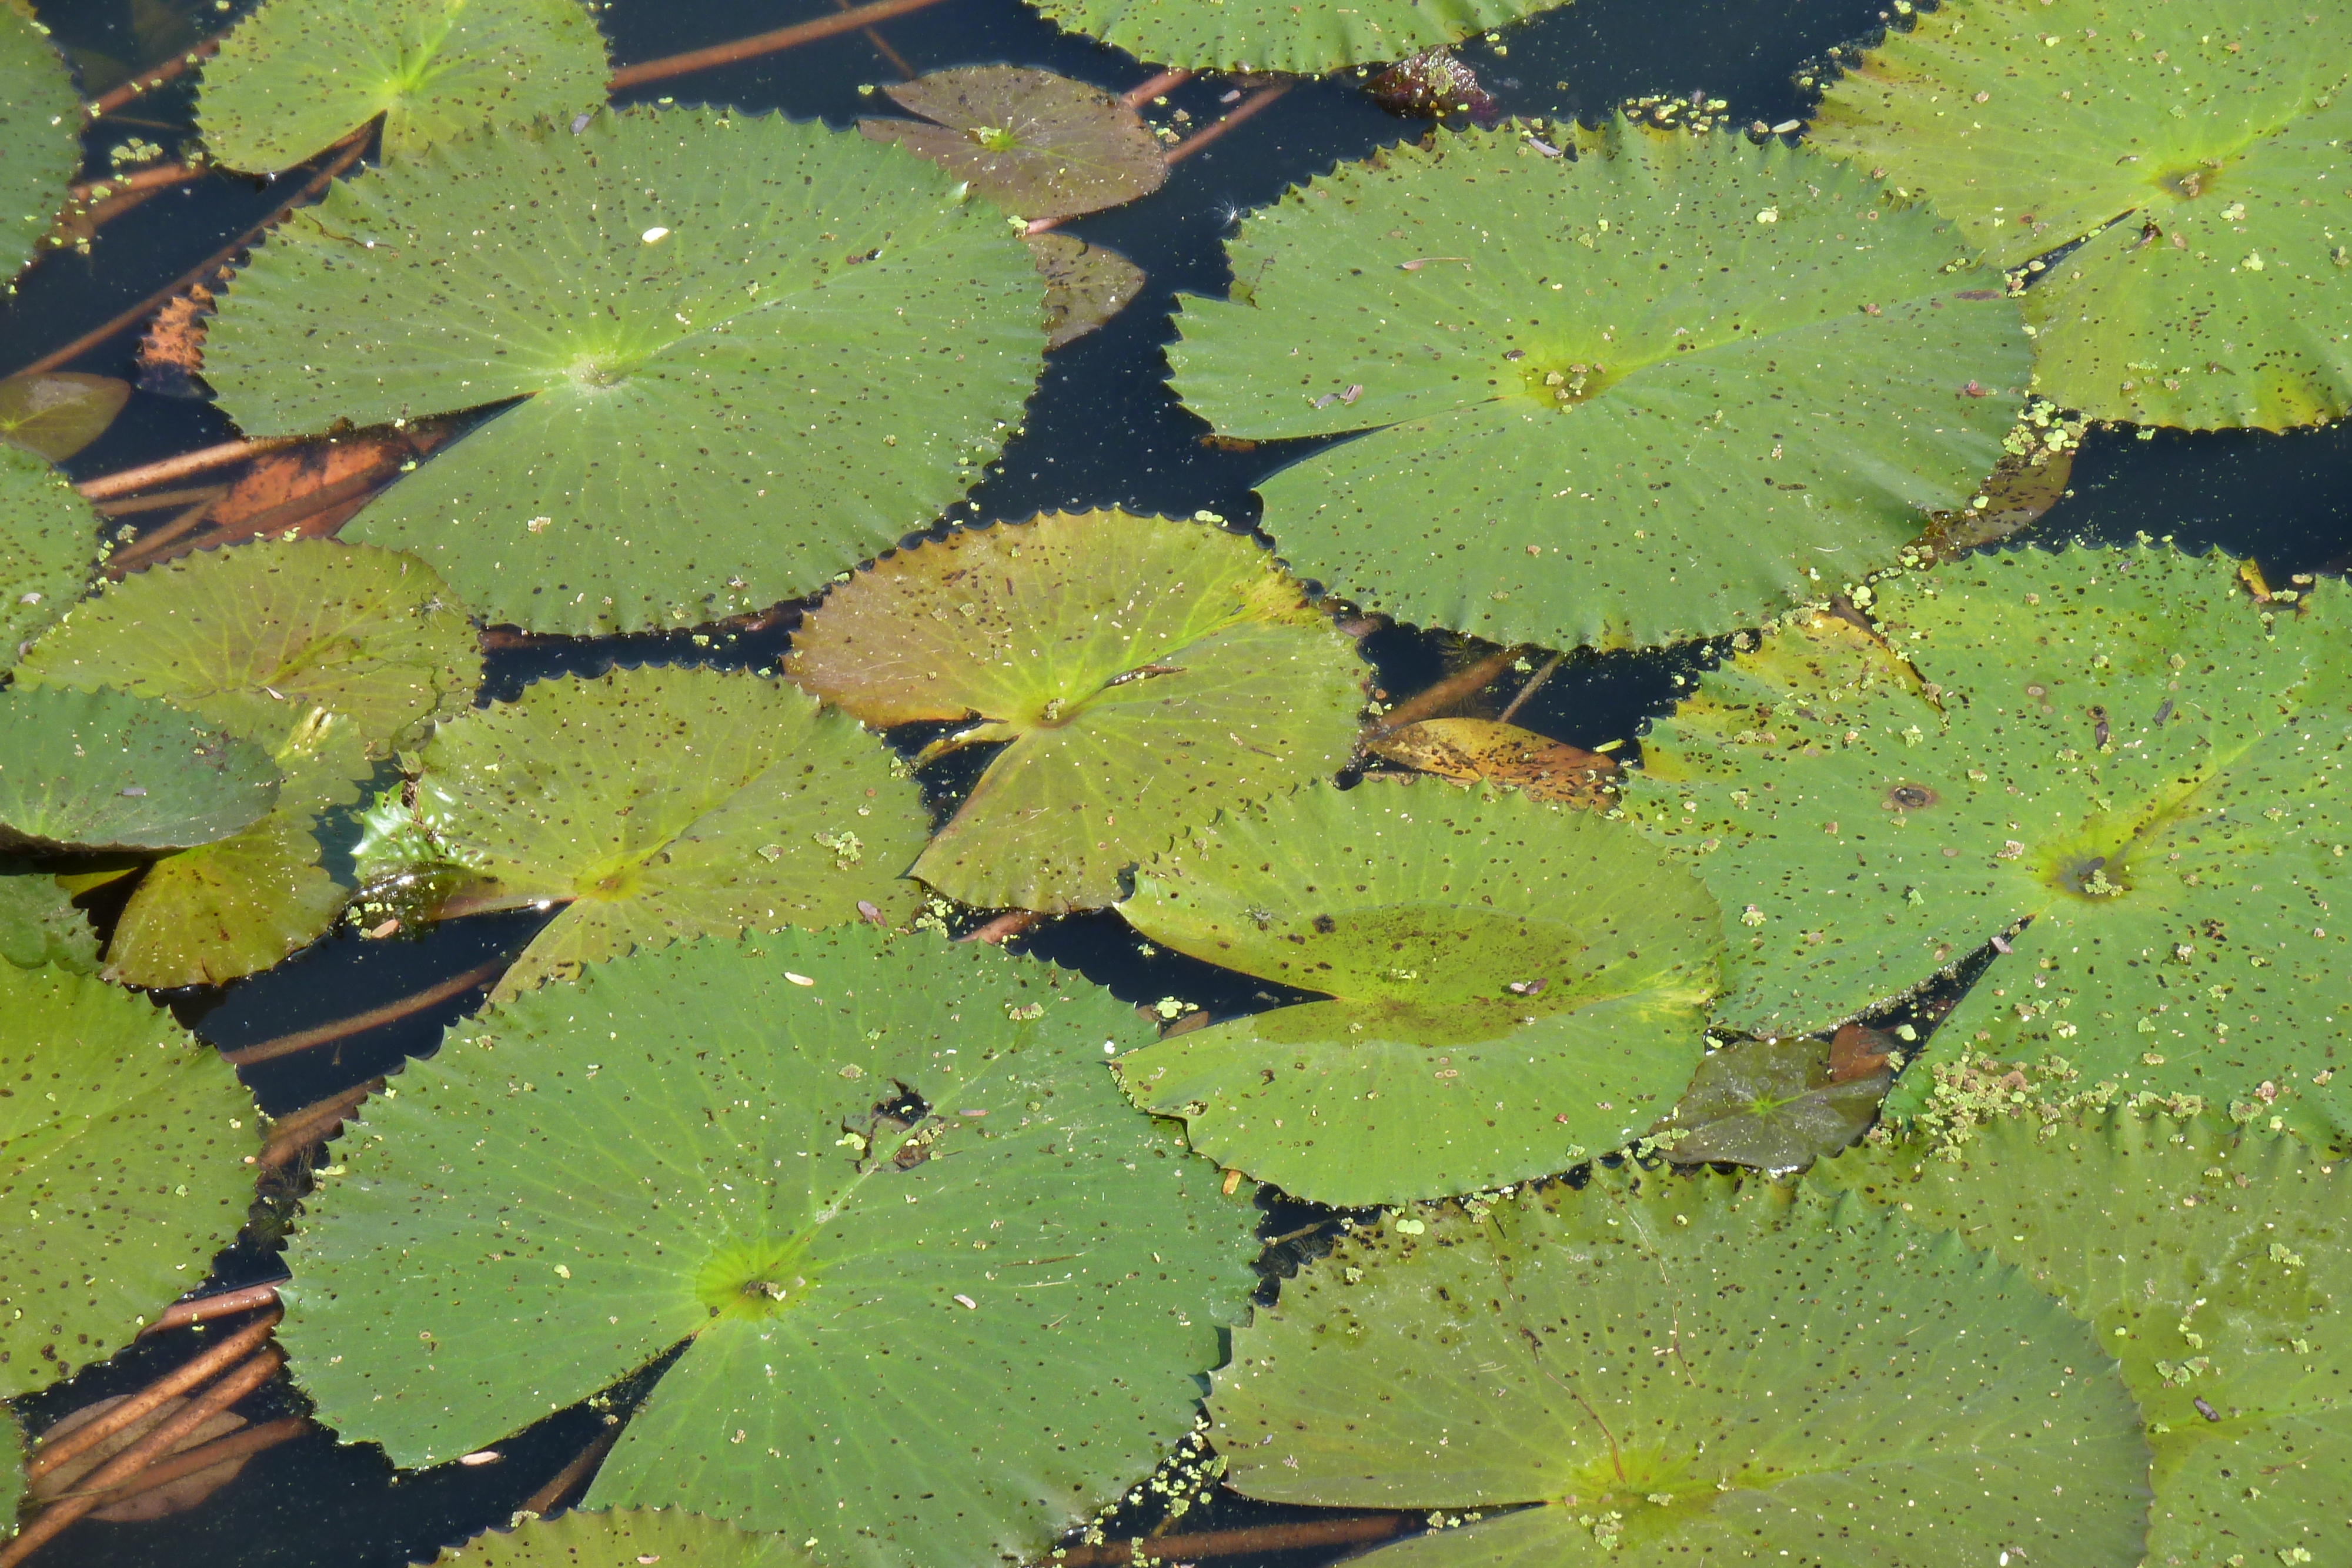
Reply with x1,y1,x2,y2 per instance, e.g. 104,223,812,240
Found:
1023,0,1566,75
1114,781,1720,1203
0,855,95,972
431,1509,813,1568
1171,121,2027,651
0,5,79,286
197,0,609,175
1812,1110,2352,1567
1,444,99,666
0,687,279,853
786,510,1365,912
1811,0,2352,430
356,665,928,999
1627,544,2352,1140
16,539,481,985
1211,1165,2150,1565
0,963,258,1397
206,109,1046,635
860,66,1166,223
281,928,1259,1568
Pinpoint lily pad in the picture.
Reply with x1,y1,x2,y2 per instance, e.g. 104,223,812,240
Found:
1811,0,2352,431
1813,1108,2352,1567
0,373,132,462
1,1407,19,1539
0,4,78,286
1023,0,1569,76
15,540,481,986
785,510,1365,912
1209,1165,2151,1565
1170,120,2029,651
355,664,930,999
0,855,95,971
1364,717,1616,805
197,0,609,175
1030,232,1145,350
1,444,100,667
860,66,1166,223
1628,544,2352,1138
0,686,280,853
205,108,1046,636
1112,781,1721,1203
280,927,1258,1566
432,1510,813,1568
1,962,259,1397
1649,1034,1890,1174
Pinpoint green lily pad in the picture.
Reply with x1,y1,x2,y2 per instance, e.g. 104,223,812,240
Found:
1022,0,1567,75
1,1406,20,1539
431,1509,813,1568
0,686,280,853
1,962,259,1397
0,5,79,286
0,854,94,972
355,665,930,1000
1112,781,1721,1203
1628,544,2352,1141
1,444,99,667
785,510,1364,912
1811,0,2352,431
196,0,610,175
15,540,481,986
1170,120,2028,652
1812,1108,2352,1567
1649,1034,1890,1174
861,66,1166,223
280,928,1258,1566
1029,232,1145,350
1209,1165,2151,1564
205,108,1046,636
0,374,132,463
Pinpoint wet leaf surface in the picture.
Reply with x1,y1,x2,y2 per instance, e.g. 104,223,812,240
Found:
0,686,279,853
429,1509,814,1567
0,852,95,972
1651,1035,1889,1173
1365,717,1616,805
1029,232,1145,350
0,444,101,669
0,373,132,462
862,65,1165,222
0,4,81,283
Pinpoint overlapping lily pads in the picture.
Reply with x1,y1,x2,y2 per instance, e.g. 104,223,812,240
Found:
786,510,1365,911
1812,0,2352,430
861,66,1165,222
1023,0,1566,75
432,1509,813,1567
0,686,279,852
1649,1033,1891,1173
1629,544,2351,1136
282,928,1258,1567
1,962,259,1396
0,855,94,971
1210,1165,2150,1564
0,4,78,286
1,444,99,664
15,540,480,987
1813,1108,2352,1566
355,664,928,998
1030,232,1145,350
1112,781,1720,1203
198,0,610,175
1170,120,2028,651
205,108,1046,635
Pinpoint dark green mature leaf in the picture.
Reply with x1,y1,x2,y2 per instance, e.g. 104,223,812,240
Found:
1211,1165,2151,1565
206,108,1045,635
0,963,258,1396
198,0,610,174
786,510,1364,912
0,4,79,285
1023,0,1568,75
1812,0,2352,430
1628,544,2352,1141
1171,120,2027,651
281,928,1258,1566
1,444,99,667
1651,1035,1889,1173
356,666,930,998
431,1509,813,1567
1114,781,1720,1203
1812,1110,2352,1567
0,687,279,853
0,374,132,462
861,66,1166,222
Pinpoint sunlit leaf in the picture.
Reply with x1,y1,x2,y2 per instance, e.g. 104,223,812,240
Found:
429,1509,813,1567
1171,120,2027,651
0,962,258,1397
1029,232,1144,350
861,66,1165,222
356,665,930,999
1626,543,2352,1140
0,374,132,462
1211,1165,2150,1565
1024,0,1570,75
1649,1034,1889,1173
1365,717,1616,805
1812,0,2352,431
196,0,610,174
786,510,1364,912
281,928,1259,1567
206,109,1045,635
1813,1108,2352,1567
0,5,79,285
0,686,277,854
0,444,100,669
1113,780,1720,1203
0,854,95,972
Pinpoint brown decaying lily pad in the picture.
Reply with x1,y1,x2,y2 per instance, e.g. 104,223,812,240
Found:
1652,1033,1892,1174
1027,232,1145,350
860,65,1167,222
1364,716,1616,805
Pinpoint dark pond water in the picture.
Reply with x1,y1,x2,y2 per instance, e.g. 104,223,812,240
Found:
8,0,2352,1563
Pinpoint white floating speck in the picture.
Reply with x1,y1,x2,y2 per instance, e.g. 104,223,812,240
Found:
953,1293,977,1309
642,226,671,244
457,1450,501,1466
786,972,816,987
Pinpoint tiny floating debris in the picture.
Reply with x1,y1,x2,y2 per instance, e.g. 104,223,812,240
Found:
1398,256,1470,271
457,1450,501,1466
953,1293,978,1309
641,226,671,244
786,971,816,987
